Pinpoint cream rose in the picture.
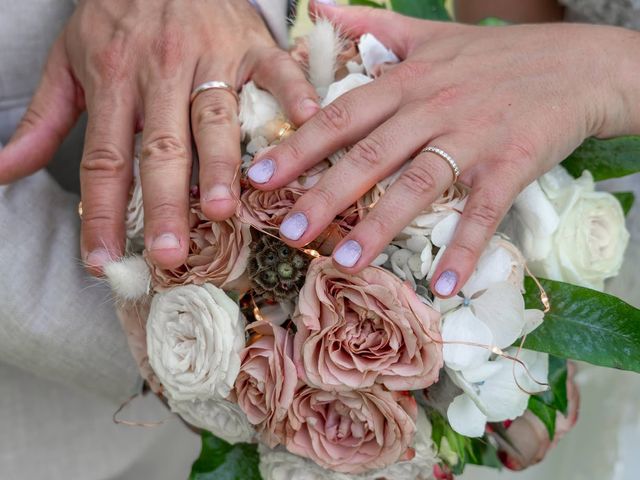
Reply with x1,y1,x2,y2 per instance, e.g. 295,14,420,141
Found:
169,397,255,445
284,385,418,474
146,284,245,401
294,258,442,392
235,320,299,447
507,166,630,291
148,202,251,291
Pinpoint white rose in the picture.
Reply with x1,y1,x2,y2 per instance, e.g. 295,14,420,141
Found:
258,445,353,480
169,398,255,445
147,284,245,402
239,81,284,142
509,166,630,290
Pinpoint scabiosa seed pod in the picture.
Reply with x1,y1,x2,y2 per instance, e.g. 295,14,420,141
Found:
248,234,310,302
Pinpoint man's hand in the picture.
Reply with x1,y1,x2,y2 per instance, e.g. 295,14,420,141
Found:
0,0,318,274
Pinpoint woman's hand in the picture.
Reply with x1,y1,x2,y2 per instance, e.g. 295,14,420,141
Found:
0,0,319,274
247,1,639,298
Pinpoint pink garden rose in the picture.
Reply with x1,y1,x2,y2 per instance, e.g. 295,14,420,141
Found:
496,363,580,470
148,202,251,291
285,385,418,474
293,257,443,392
235,321,299,447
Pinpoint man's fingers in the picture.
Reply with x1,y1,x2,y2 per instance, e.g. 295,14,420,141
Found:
430,172,521,299
0,37,81,184
191,83,241,221
251,47,320,126
140,84,192,269
329,142,461,271
80,90,135,275
247,76,401,189
276,105,438,248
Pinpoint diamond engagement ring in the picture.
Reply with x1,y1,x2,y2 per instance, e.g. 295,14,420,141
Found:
421,146,461,183
190,81,239,104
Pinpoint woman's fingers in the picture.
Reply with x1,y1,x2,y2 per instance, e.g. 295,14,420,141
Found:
0,37,81,184
330,141,464,270
191,80,242,221
247,76,401,188
250,47,320,126
430,171,522,298
79,88,136,274
276,105,437,246
140,83,192,270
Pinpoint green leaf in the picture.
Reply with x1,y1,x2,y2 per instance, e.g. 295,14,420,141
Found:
348,0,385,7
562,136,640,181
528,396,557,440
190,431,261,480
477,17,509,26
537,356,568,415
613,191,635,216
390,0,451,21
523,277,640,373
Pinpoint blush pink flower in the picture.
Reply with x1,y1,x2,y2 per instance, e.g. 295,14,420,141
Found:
496,363,580,470
284,385,418,474
148,202,251,291
235,321,299,447
294,257,443,392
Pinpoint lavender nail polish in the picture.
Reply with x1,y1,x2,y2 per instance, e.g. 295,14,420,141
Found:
333,240,362,268
315,0,337,5
248,158,275,184
280,213,308,241
434,270,458,297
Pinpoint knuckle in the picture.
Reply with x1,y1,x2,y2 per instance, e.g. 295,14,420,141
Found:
464,196,502,229
151,26,186,72
146,199,184,223
92,36,130,84
451,237,479,262
194,96,237,130
397,164,438,198
317,101,352,133
141,135,189,164
389,61,431,89
81,145,127,174
348,136,384,169
308,185,336,210
363,213,390,239
501,136,537,167
426,85,461,108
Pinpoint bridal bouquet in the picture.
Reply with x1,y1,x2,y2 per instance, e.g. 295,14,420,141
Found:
104,13,640,480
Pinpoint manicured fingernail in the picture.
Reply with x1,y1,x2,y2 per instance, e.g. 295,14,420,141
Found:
280,212,308,241
248,158,275,184
203,184,231,202
301,98,320,115
315,0,337,5
151,233,181,251
85,248,112,268
333,240,362,268
435,270,458,297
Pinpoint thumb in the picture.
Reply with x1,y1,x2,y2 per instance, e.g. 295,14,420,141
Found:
308,0,423,58
0,35,82,185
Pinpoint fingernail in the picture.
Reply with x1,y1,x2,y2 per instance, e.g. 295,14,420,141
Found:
435,270,458,297
203,184,231,202
151,233,181,251
333,240,362,268
280,212,308,241
85,248,112,269
315,0,337,5
248,158,275,184
301,98,320,115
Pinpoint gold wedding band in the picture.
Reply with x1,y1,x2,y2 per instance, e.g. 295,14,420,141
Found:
421,146,461,183
190,81,239,104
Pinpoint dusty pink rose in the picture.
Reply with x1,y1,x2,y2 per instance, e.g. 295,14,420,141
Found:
497,363,580,470
235,320,299,447
293,257,443,392
148,202,251,291
285,385,418,474
238,164,359,255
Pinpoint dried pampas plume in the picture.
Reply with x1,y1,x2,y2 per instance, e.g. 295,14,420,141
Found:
307,19,345,97
104,256,152,302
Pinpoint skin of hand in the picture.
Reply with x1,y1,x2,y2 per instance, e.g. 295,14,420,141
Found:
247,0,640,298
0,0,319,275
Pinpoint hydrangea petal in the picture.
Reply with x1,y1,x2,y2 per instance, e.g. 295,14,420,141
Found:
442,308,492,371
471,282,525,348
447,393,487,438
